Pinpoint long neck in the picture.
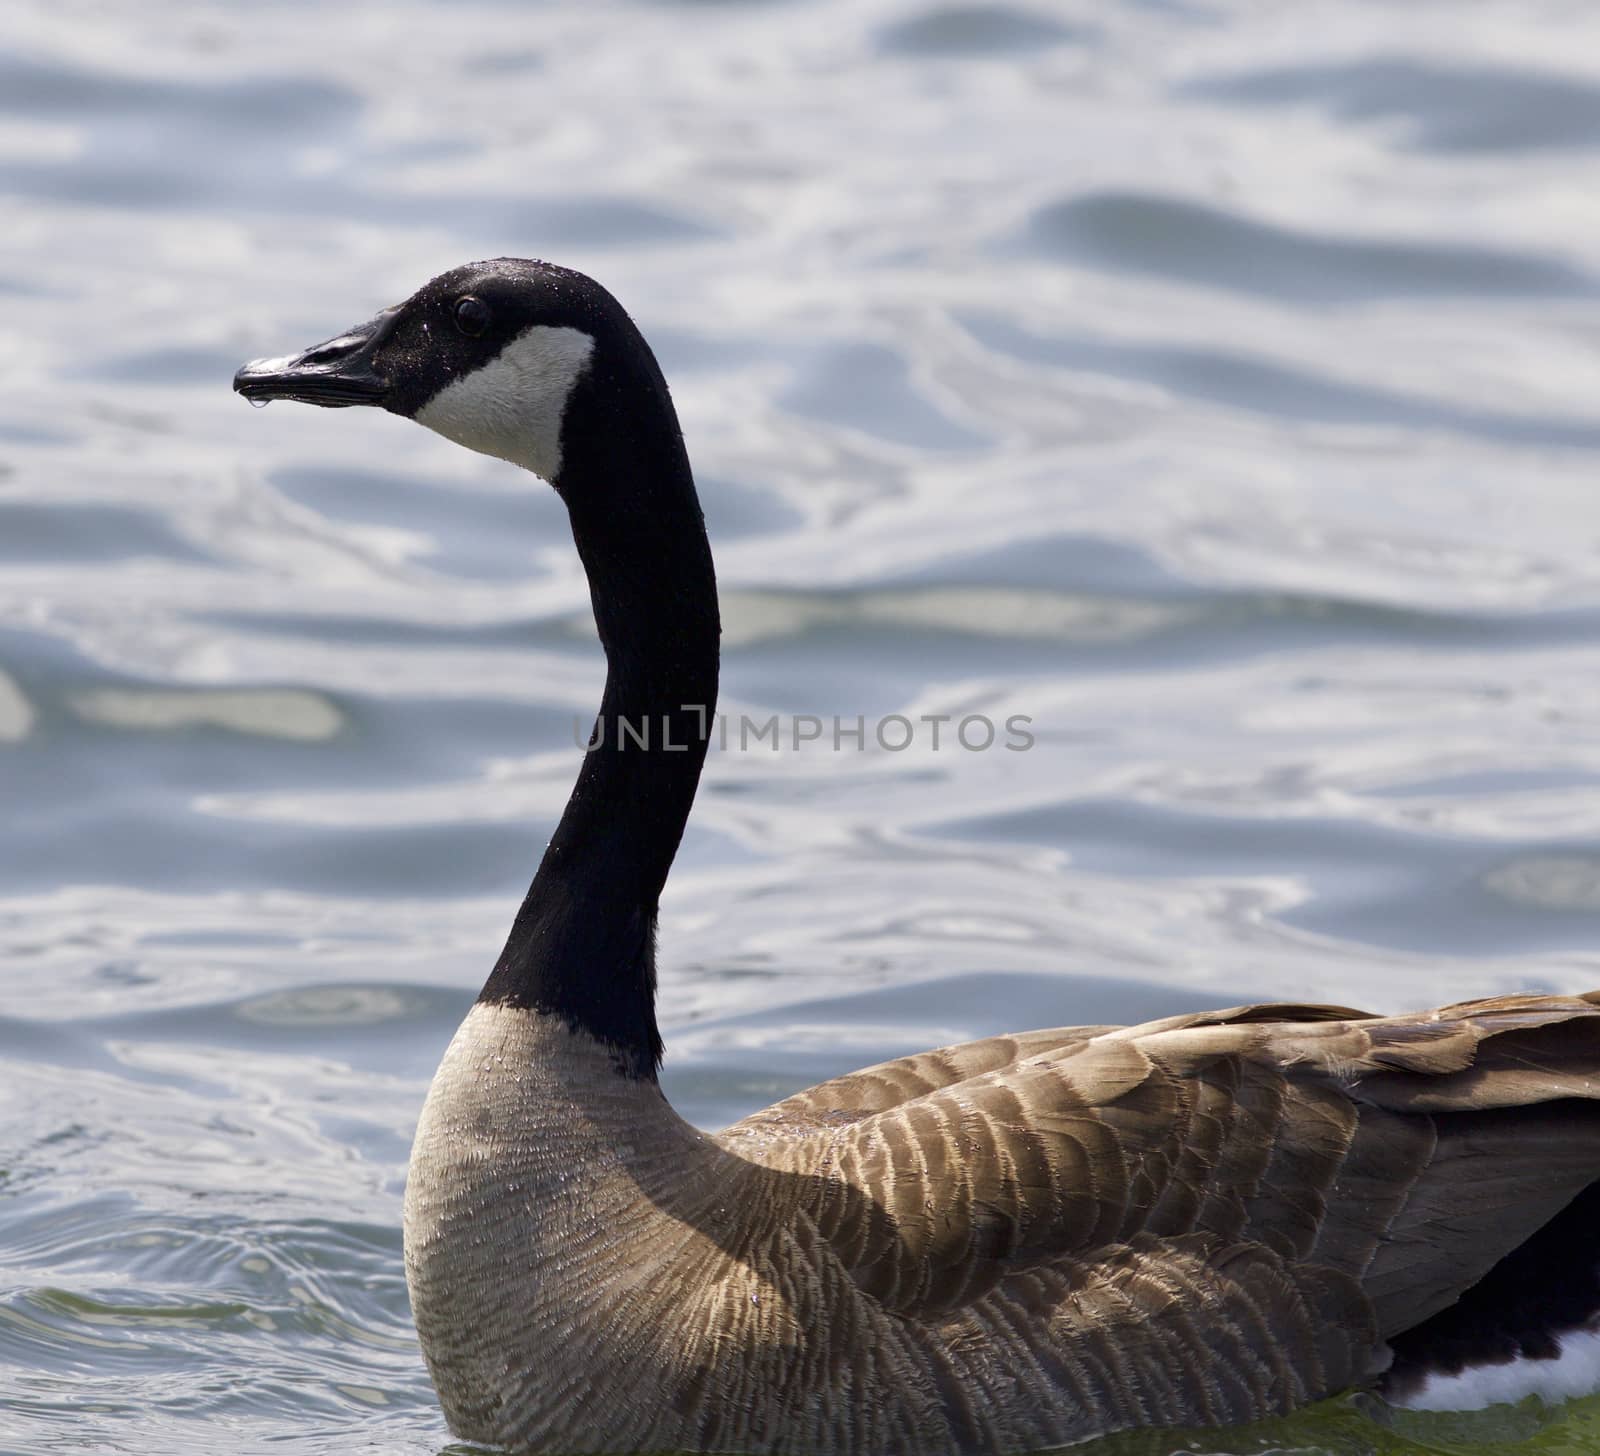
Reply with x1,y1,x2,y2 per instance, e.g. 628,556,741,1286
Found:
478,361,719,1079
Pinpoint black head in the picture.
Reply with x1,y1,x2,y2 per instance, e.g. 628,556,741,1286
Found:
234,258,661,487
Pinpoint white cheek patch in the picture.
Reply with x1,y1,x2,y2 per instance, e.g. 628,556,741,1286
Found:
416,325,596,483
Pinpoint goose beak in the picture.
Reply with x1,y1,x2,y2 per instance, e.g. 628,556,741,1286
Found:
233,306,400,408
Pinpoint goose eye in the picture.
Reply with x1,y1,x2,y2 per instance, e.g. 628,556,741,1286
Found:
454,296,491,337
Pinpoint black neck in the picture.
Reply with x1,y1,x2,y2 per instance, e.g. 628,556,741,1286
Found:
477,352,719,1078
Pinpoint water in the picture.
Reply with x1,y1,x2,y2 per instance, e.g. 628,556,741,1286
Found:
3,1,1600,1451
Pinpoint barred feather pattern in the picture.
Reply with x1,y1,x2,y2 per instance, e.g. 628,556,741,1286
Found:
403,993,1600,1453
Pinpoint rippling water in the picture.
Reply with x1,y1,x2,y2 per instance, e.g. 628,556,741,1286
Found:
4,1,1600,1452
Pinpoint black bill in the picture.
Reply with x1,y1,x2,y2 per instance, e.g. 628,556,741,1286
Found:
233,306,401,408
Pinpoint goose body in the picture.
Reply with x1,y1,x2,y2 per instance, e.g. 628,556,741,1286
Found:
236,260,1600,1454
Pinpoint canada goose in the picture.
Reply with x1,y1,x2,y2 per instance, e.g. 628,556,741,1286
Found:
235,260,1600,1454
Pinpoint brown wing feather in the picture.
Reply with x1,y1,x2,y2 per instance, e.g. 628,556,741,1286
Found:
727,993,1600,1369
723,1027,1117,1141
724,1001,1375,1142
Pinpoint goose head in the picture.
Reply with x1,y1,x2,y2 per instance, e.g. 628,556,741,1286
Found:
234,258,664,491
